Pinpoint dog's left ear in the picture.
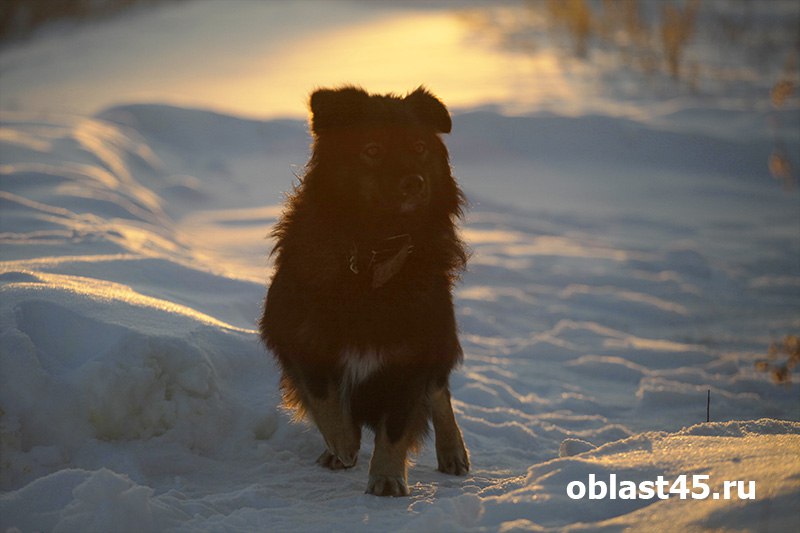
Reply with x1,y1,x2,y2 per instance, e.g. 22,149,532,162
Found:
405,87,452,134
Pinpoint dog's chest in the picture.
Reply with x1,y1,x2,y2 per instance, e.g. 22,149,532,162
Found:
340,349,384,394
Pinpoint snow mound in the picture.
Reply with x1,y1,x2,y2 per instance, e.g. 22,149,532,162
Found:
478,419,800,531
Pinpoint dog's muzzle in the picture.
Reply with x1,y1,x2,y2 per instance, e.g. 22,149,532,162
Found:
398,174,427,212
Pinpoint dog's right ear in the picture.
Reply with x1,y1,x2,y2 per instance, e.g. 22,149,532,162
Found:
404,87,452,134
309,86,370,135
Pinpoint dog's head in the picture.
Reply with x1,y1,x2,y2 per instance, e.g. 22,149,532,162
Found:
304,86,461,228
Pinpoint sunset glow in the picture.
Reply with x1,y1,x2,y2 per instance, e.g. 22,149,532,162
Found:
0,5,576,119
252,12,574,116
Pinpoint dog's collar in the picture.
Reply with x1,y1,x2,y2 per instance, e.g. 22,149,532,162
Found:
349,233,414,289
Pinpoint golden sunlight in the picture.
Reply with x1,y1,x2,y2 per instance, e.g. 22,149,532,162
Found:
225,11,573,118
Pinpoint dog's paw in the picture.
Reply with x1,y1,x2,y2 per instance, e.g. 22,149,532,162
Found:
316,450,356,470
320,428,360,469
320,434,359,469
437,444,470,476
366,474,409,497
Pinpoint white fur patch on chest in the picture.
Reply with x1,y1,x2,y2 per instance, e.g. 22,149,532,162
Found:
340,349,384,400
341,349,384,385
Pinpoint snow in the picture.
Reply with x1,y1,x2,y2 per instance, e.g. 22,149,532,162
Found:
2,1,799,531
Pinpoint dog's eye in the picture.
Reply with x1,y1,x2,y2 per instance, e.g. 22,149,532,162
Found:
412,141,427,155
362,143,382,159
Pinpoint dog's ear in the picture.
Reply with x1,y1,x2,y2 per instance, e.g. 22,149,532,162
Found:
309,86,370,135
405,87,452,134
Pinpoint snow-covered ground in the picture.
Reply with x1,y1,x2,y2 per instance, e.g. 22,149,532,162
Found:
1,1,799,531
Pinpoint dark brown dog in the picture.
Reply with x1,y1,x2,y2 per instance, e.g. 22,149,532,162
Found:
260,86,469,496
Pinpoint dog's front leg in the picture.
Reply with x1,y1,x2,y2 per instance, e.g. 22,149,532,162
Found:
366,420,413,496
431,385,470,475
303,384,361,469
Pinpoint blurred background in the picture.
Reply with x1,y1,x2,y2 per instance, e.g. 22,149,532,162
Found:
1,1,797,116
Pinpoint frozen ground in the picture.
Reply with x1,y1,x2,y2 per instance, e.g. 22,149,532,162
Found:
1,1,799,532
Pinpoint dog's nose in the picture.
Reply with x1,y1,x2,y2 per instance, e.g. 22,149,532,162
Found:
399,174,425,197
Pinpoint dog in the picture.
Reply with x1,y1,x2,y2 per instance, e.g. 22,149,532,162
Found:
260,86,469,496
